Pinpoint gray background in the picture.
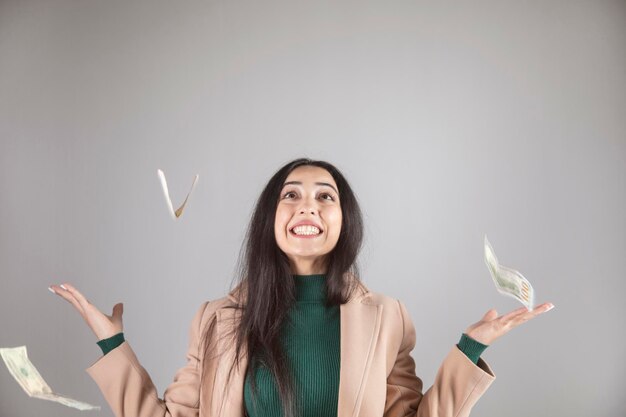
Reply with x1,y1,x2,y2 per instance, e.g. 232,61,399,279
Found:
1,1,624,416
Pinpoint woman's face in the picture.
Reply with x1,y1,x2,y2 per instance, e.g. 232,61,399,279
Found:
274,165,342,275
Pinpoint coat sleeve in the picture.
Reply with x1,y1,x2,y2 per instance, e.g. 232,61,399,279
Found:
85,301,211,417
384,299,496,417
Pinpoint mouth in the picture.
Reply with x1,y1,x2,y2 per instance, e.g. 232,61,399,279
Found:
289,225,323,238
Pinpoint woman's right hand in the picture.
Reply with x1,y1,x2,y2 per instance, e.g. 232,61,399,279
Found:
49,283,124,341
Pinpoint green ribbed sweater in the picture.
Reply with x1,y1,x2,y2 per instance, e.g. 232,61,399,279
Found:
97,275,487,417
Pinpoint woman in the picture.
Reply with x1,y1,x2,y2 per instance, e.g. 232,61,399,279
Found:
49,157,554,417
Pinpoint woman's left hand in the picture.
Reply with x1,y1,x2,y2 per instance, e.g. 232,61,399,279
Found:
465,302,555,345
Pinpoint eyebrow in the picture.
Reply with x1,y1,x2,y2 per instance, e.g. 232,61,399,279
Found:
282,181,339,195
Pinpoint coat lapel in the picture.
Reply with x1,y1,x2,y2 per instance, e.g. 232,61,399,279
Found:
213,306,246,417
211,276,382,417
337,295,383,417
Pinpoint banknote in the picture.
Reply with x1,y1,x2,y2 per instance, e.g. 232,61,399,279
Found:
0,346,100,411
157,169,199,219
484,235,535,310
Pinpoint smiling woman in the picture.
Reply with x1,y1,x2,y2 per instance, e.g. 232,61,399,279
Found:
49,157,553,417
274,165,344,275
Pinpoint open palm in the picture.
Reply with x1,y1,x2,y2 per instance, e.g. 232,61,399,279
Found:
465,302,554,345
49,283,123,341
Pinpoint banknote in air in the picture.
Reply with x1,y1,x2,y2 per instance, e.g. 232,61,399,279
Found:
0,346,100,411
484,235,535,310
157,169,199,219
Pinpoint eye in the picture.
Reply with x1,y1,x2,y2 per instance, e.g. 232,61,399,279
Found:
281,190,336,201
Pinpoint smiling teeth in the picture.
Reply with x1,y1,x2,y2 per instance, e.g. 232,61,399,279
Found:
292,225,320,235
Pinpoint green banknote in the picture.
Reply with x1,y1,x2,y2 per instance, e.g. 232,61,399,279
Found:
484,235,535,310
0,346,100,411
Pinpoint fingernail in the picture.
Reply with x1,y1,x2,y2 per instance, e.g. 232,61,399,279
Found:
48,287,56,294
547,304,555,311
60,284,67,290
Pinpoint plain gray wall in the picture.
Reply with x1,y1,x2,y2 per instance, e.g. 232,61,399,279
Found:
1,1,624,416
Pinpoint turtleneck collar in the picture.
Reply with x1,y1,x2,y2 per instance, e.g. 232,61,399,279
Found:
292,274,327,302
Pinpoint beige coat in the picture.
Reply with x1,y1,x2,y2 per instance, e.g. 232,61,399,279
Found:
86,278,495,417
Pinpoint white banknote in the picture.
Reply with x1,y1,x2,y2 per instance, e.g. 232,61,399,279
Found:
157,169,199,219
0,346,100,411
484,235,535,310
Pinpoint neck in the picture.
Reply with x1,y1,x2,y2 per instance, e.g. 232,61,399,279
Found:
289,258,327,275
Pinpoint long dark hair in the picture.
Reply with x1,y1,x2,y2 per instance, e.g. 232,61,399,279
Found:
199,158,365,417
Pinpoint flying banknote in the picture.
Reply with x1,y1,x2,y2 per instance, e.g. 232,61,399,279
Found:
0,345,100,411
484,235,535,310
157,169,199,219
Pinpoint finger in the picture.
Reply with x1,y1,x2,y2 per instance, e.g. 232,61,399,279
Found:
111,303,124,322
482,309,498,321
507,303,554,327
532,302,555,313
496,306,531,331
499,306,529,322
516,303,554,320
61,283,92,311
50,284,86,316
519,303,554,321
50,284,81,306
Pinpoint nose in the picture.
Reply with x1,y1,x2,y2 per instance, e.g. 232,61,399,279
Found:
298,201,318,214
298,195,319,215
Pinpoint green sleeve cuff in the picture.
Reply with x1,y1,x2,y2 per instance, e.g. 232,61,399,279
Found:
96,332,125,355
457,333,488,365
